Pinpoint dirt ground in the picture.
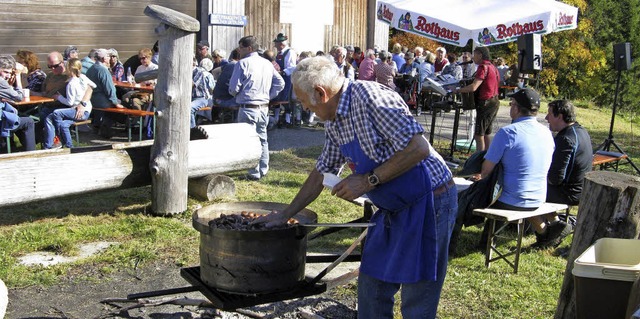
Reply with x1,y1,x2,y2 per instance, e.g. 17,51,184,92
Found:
6,261,358,319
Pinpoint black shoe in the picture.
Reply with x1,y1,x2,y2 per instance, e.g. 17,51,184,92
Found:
532,221,572,249
239,174,261,181
190,126,209,141
98,124,114,139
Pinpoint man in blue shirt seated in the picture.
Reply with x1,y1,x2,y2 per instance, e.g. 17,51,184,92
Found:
474,88,570,248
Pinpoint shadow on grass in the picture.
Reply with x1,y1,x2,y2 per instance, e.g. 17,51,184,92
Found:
0,186,152,226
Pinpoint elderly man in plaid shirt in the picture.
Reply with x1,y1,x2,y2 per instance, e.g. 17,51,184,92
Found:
257,56,457,319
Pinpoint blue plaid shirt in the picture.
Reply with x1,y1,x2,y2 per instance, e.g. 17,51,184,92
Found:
317,79,452,190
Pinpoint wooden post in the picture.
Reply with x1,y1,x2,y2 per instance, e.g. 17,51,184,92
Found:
144,5,199,215
555,171,640,319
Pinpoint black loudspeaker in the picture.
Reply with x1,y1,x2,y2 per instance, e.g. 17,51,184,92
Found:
517,33,542,72
613,42,632,71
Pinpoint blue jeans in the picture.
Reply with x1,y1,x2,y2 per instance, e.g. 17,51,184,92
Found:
190,97,212,128
357,185,458,319
43,108,89,148
237,106,269,179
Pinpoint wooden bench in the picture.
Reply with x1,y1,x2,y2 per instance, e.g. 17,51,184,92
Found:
592,150,628,172
101,108,155,142
499,85,518,99
70,119,93,145
473,202,568,273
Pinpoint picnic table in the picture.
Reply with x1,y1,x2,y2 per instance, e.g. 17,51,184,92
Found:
114,81,155,93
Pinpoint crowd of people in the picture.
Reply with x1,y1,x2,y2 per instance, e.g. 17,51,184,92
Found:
0,35,596,318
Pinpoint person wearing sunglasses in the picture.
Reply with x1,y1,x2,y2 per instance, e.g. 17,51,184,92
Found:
0,54,36,152
121,48,157,111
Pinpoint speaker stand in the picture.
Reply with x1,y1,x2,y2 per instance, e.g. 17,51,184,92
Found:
594,69,640,175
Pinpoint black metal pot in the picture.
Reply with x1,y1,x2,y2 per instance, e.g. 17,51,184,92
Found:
192,201,317,294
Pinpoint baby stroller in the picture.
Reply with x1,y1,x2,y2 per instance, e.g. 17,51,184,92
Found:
395,73,422,115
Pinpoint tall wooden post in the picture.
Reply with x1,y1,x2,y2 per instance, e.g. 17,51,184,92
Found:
144,5,199,215
555,171,640,318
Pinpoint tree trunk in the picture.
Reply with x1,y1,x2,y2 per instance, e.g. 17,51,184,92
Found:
145,5,200,215
555,171,640,319
188,174,236,201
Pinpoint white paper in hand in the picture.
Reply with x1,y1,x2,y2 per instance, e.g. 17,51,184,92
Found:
322,173,369,205
322,173,342,190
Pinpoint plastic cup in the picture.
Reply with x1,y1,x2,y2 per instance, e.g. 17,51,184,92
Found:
22,89,30,99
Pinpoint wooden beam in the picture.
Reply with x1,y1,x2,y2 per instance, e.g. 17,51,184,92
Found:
0,124,260,208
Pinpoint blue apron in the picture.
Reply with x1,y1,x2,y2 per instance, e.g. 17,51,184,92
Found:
274,49,292,102
338,87,438,284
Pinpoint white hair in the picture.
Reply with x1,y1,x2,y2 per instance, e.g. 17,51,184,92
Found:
365,49,376,58
436,46,446,55
414,46,424,55
335,47,347,58
292,56,343,105
95,48,109,62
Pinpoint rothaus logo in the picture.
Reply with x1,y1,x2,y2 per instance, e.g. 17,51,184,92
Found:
415,16,460,42
496,20,544,39
558,13,574,26
377,4,394,22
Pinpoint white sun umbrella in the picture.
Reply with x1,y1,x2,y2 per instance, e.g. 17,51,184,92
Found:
377,0,579,47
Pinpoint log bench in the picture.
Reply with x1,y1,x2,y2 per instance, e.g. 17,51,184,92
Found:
473,202,568,273
592,150,628,172
101,107,155,142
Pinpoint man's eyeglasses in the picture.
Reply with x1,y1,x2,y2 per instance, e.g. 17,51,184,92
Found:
47,62,62,69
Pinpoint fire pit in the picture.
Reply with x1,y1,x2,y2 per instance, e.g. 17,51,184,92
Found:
192,201,317,294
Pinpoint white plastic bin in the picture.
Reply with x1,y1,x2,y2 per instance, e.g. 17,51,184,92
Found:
572,238,640,319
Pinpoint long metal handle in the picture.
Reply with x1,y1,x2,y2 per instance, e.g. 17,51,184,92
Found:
300,222,375,228
305,228,368,287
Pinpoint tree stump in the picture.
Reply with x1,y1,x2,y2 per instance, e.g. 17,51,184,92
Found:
188,174,236,201
555,171,640,319
144,5,199,216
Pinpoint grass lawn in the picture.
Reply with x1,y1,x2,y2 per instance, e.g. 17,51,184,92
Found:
0,101,637,318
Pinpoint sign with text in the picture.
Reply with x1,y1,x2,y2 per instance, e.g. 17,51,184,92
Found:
209,14,247,27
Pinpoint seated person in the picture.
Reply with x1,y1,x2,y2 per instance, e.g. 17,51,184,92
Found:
122,48,157,111
546,99,593,206
398,52,419,75
86,49,125,139
190,58,215,128
373,51,396,90
211,49,240,123
474,88,569,249
441,53,463,81
45,58,95,149
0,55,35,152
16,50,47,94
418,52,435,84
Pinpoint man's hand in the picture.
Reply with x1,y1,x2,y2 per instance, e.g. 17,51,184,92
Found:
114,103,125,109
75,105,85,120
251,210,289,228
332,174,371,201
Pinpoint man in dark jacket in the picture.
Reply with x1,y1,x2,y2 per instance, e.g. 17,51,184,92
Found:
545,99,593,205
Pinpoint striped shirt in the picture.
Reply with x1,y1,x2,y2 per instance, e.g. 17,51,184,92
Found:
317,79,452,190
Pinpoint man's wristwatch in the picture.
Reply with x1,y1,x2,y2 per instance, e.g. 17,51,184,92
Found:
367,171,380,187
80,101,87,107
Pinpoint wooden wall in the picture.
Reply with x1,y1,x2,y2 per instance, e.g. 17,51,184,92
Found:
324,0,367,52
244,0,291,52
201,0,245,58
243,0,367,53
0,0,195,68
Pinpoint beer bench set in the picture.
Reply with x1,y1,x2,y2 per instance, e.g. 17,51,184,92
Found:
473,202,568,273
101,108,155,142
592,150,628,172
